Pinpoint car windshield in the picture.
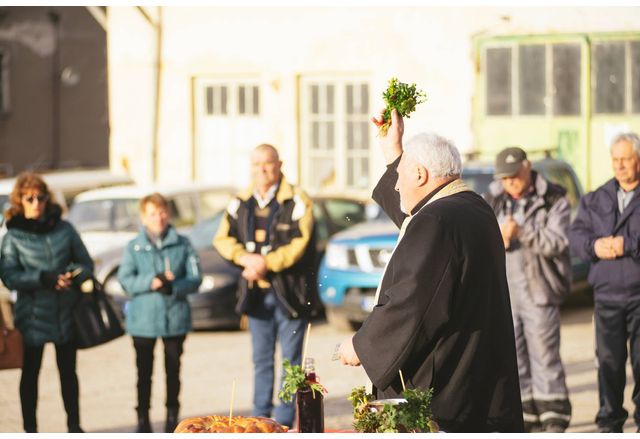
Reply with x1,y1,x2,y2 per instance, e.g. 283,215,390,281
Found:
188,211,224,250
68,199,140,233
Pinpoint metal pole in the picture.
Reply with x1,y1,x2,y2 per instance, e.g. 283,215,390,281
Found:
48,10,61,170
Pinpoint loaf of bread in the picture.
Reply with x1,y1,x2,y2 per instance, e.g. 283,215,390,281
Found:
173,415,288,433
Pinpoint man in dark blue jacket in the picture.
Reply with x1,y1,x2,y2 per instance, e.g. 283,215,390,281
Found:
570,132,640,433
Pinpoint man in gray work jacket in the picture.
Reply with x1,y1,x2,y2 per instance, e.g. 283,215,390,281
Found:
484,147,572,433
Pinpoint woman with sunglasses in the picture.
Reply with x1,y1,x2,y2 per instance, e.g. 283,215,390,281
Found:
0,172,93,433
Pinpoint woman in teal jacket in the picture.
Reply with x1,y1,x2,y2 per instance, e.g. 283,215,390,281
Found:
117,192,201,433
0,172,94,433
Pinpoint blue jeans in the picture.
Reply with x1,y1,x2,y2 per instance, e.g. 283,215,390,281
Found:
248,291,307,427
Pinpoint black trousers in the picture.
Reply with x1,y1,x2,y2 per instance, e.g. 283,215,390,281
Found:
132,335,186,414
20,341,80,432
594,299,640,431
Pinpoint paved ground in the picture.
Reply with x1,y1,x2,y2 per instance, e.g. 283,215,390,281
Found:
0,300,638,433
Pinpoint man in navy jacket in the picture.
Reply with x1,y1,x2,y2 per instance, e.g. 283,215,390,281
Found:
570,132,640,433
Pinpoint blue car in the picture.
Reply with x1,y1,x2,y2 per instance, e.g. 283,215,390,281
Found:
319,158,590,331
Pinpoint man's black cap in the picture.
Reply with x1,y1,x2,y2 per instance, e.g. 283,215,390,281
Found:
494,147,527,179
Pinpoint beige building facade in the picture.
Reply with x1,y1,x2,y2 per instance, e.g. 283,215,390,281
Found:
107,6,640,195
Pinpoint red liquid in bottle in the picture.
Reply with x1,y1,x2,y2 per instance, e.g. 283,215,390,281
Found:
295,359,324,433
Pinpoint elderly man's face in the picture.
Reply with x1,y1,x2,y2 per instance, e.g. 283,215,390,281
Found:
501,162,532,199
394,154,423,214
251,148,282,191
611,139,640,187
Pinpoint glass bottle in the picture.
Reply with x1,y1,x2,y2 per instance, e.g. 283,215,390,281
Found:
296,357,324,432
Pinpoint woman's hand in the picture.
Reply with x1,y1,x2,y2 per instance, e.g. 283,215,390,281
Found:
55,272,73,290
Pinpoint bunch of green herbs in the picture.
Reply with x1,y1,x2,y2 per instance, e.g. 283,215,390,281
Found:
278,359,327,403
379,77,427,136
349,386,438,433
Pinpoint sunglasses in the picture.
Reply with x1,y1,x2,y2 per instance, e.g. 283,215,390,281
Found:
22,194,49,204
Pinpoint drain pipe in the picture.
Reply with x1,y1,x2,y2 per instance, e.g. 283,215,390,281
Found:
136,6,162,182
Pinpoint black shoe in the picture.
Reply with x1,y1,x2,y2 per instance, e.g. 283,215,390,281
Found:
597,425,622,433
165,407,179,433
137,415,152,433
24,427,37,433
543,423,565,433
68,425,85,433
524,421,542,433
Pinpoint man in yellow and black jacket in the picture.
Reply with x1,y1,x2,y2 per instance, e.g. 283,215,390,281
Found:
213,143,317,428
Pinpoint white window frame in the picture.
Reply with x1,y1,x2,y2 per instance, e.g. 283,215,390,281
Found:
200,79,261,118
299,75,371,193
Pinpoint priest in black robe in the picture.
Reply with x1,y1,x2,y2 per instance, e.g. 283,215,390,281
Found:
338,109,523,433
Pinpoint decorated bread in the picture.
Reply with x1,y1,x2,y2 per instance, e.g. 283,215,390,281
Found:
173,415,288,433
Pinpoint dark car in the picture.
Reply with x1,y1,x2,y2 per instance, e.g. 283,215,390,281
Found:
319,158,590,331
106,196,369,330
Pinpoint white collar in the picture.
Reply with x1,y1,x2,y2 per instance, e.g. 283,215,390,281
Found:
253,183,279,209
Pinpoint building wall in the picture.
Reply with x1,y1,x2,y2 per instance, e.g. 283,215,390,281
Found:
0,6,109,176
107,6,640,193
107,6,157,184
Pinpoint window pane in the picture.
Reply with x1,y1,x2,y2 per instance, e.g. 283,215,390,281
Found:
311,122,319,149
347,157,369,189
238,86,246,114
360,84,369,114
311,85,319,114
326,122,335,149
326,85,335,114
594,42,625,114
553,44,581,115
312,122,334,150
205,87,213,115
252,86,259,115
632,41,640,113
486,47,512,115
519,45,546,115
347,121,369,150
220,86,227,115
309,157,335,190
346,84,354,114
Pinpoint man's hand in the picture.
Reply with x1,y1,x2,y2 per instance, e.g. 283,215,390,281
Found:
239,254,268,281
594,236,617,260
338,337,361,366
239,254,267,278
242,266,264,282
611,236,624,257
499,216,519,249
164,271,175,282
371,108,403,164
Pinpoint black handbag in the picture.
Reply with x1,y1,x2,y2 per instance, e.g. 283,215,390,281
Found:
73,278,125,349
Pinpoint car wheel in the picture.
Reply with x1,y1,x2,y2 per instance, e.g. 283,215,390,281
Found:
326,308,358,332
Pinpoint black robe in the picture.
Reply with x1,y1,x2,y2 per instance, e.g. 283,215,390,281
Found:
353,159,524,433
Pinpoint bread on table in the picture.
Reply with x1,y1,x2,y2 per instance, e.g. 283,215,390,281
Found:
173,415,288,433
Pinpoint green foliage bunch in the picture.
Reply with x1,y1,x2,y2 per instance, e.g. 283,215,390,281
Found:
278,359,327,403
379,77,427,136
349,386,439,433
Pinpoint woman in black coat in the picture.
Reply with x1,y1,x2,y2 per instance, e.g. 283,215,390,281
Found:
0,172,93,433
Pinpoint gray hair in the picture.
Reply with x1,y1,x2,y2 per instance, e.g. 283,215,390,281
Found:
403,132,462,179
610,132,640,157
